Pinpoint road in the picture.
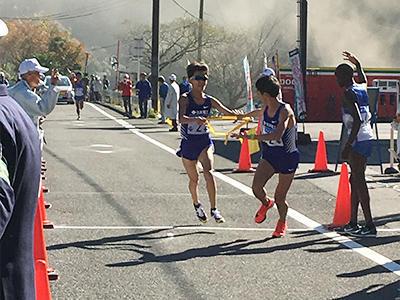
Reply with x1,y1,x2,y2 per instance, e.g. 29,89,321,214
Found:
43,103,400,300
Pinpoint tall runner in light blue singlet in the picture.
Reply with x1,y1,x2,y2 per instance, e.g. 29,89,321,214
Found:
232,75,299,238
177,62,243,224
335,51,376,237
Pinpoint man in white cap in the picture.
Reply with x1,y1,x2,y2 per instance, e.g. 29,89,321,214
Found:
8,58,59,126
165,73,180,132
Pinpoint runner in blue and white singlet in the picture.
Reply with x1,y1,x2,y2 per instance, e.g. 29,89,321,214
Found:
232,75,299,238
342,83,374,158
335,51,376,237
177,62,244,224
177,92,213,161
260,102,299,174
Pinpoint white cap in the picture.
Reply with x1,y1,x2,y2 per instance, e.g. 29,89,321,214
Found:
169,73,177,81
261,67,276,77
18,58,49,75
0,19,8,37
124,73,129,78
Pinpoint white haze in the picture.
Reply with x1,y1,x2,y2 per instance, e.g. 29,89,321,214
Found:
1,0,399,67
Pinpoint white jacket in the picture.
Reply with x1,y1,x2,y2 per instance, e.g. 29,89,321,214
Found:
165,81,180,119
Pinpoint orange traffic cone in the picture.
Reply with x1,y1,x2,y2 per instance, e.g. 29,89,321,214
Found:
330,163,351,228
309,131,333,173
35,260,52,300
39,187,54,229
34,204,59,281
233,136,255,173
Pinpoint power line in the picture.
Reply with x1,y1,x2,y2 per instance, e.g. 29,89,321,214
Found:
1,0,130,22
170,0,198,19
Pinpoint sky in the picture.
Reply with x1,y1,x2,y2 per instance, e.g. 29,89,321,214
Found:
1,0,400,68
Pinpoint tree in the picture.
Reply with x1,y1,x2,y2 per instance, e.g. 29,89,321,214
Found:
0,20,86,79
124,18,227,71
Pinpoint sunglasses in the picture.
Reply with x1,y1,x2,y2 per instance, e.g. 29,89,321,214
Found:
193,75,208,82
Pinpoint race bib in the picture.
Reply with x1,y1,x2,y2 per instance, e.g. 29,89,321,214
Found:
188,123,209,135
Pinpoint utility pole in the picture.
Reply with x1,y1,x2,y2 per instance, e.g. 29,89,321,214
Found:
115,40,120,87
151,0,160,111
197,0,204,61
298,0,307,109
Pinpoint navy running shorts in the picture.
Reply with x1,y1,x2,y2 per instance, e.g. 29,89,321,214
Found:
176,136,213,161
261,150,299,174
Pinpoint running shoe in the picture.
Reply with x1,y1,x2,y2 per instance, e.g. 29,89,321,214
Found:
194,203,208,223
272,220,288,238
254,199,275,224
335,223,360,234
349,225,377,238
77,115,80,120
211,208,225,223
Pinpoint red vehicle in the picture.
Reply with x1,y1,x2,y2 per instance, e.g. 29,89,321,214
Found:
279,68,400,122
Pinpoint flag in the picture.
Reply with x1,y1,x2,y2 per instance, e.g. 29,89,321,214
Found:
289,48,307,119
243,56,254,112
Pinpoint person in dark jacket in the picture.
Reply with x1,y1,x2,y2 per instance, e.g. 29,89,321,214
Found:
158,76,169,124
135,72,152,118
0,84,41,300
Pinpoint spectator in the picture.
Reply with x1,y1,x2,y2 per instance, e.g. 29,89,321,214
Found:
93,75,102,102
0,72,9,86
179,75,191,95
165,73,180,131
102,75,111,102
135,72,152,118
158,76,169,124
0,84,42,300
8,58,59,126
118,74,133,118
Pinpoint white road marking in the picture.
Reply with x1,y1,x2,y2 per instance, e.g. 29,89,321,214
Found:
88,103,400,277
53,225,400,232
54,225,308,232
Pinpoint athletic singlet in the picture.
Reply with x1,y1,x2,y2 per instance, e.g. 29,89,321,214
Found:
74,80,85,98
342,83,374,142
180,92,212,141
261,102,297,154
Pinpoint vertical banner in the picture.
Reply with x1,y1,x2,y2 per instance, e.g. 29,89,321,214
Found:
243,56,254,112
289,48,307,119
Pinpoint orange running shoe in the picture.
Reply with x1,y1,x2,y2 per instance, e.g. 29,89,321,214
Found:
254,199,275,224
272,220,288,238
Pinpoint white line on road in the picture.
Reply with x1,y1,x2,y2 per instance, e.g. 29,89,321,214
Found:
54,225,400,232
88,103,400,277
54,225,307,232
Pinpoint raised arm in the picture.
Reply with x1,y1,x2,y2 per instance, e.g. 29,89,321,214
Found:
343,51,367,84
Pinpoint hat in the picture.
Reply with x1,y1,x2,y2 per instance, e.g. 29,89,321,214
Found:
0,19,8,37
169,74,177,81
261,67,276,77
158,75,165,81
18,58,49,75
124,73,129,78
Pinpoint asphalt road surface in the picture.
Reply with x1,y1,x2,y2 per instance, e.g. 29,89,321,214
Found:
43,103,400,300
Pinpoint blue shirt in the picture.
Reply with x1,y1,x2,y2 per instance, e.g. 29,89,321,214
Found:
159,82,169,99
135,79,152,100
8,80,59,125
0,84,41,300
179,80,191,95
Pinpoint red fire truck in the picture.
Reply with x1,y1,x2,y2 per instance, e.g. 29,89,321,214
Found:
280,68,400,122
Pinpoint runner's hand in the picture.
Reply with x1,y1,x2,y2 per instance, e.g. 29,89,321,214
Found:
193,117,207,125
50,68,59,86
343,51,360,66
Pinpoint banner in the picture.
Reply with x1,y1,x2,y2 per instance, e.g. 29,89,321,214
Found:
243,56,254,112
289,48,307,119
